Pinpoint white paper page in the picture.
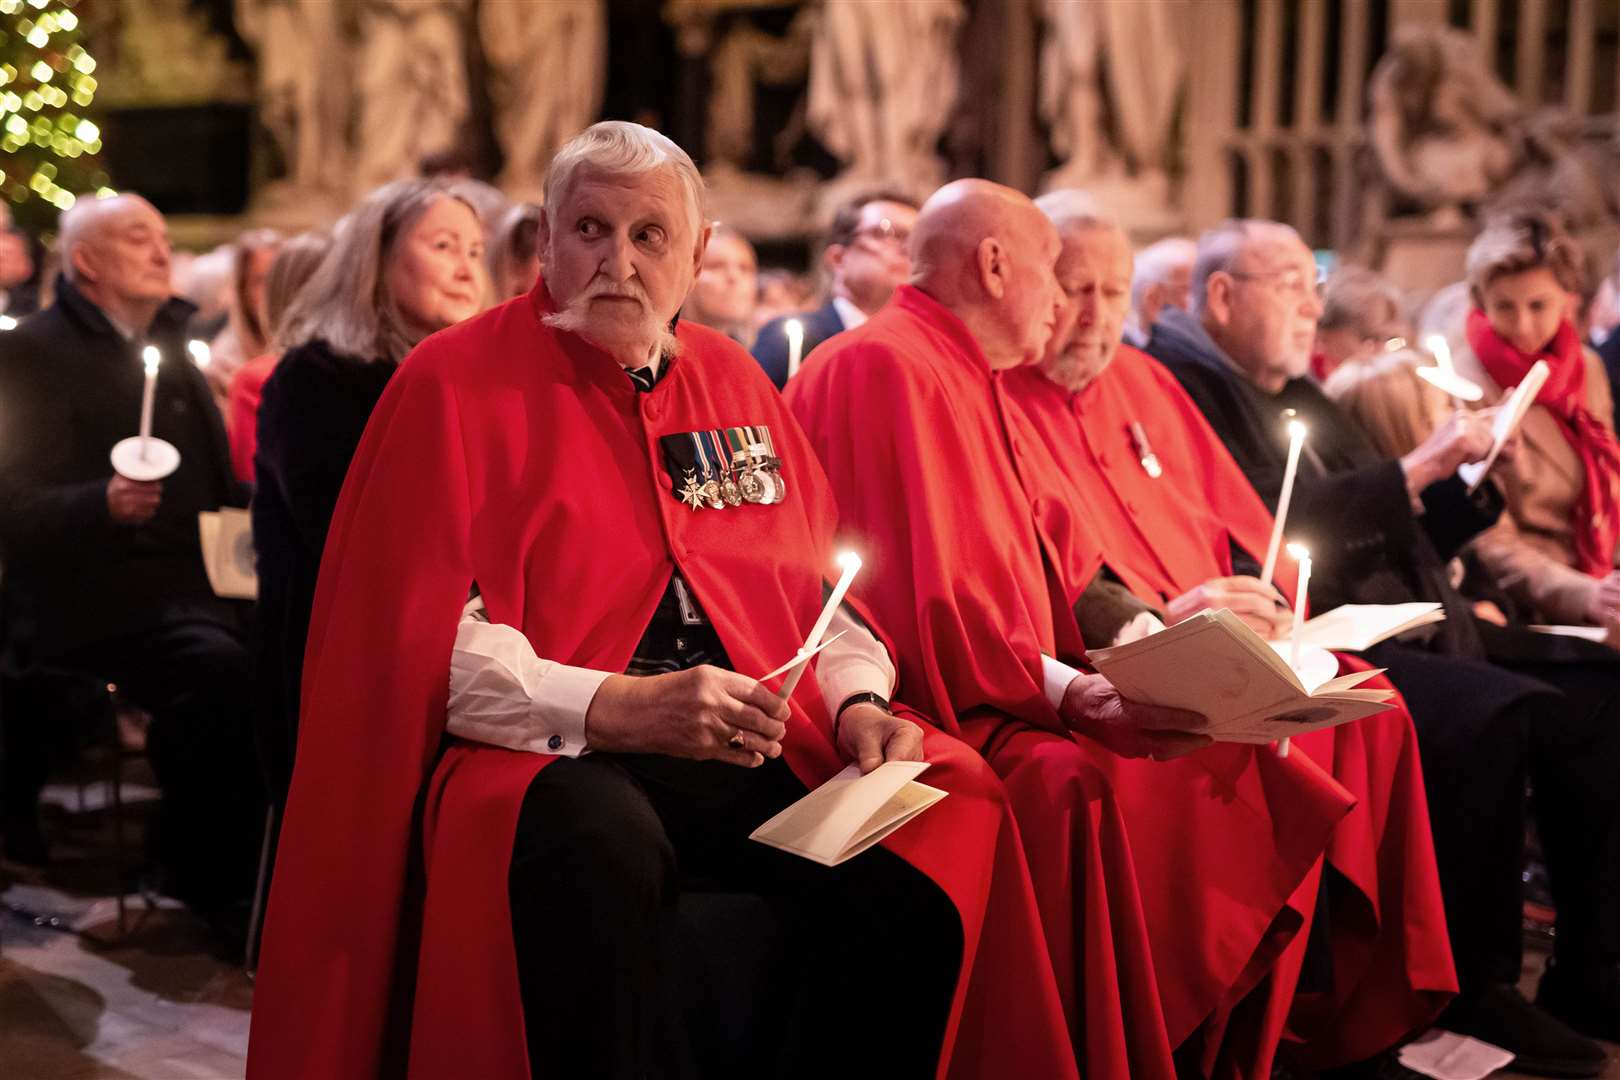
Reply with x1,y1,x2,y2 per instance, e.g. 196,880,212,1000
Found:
1300,603,1444,652
214,507,258,599
750,761,943,866
1397,1030,1514,1080
1459,359,1549,492
1527,624,1610,643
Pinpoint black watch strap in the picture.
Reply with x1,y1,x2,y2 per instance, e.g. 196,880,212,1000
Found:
836,691,892,719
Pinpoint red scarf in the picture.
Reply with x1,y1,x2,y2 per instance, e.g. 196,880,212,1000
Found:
1467,307,1620,576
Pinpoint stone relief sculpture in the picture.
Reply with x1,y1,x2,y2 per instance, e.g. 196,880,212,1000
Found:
1037,0,1184,229
806,0,965,199
479,0,607,200
351,0,472,192
234,0,351,205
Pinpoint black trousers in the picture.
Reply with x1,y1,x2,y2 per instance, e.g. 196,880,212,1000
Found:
508,752,963,1080
56,617,265,912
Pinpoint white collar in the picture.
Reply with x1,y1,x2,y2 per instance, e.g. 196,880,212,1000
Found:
831,295,868,331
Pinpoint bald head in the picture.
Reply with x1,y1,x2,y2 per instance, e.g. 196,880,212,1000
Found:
57,193,173,330
911,180,1063,370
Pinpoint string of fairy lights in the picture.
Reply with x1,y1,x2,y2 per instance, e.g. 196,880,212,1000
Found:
0,0,112,219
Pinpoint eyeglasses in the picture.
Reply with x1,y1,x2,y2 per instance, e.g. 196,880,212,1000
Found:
852,218,911,250
1228,268,1323,303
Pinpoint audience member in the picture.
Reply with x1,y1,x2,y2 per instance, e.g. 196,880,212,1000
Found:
0,194,263,931
0,225,39,319
226,231,333,484
754,190,919,386
1448,214,1620,633
489,201,543,299
1313,265,1411,380
249,122,1075,1080
1126,235,1196,348
252,179,488,812
752,266,813,332
207,229,282,413
1150,218,1620,1071
681,222,758,346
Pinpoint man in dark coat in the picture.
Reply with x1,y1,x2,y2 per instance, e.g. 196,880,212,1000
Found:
752,190,917,387
1148,218,1620,1073
0,194,262,923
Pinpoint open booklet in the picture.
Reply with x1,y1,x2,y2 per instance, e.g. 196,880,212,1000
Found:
1459,359,1550,493
197,508,257,600
1088,609,1396,744
751,761,946,866
1298,602,1445,652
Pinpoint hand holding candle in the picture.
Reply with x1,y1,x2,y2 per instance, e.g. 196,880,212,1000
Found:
1279,542,1312,758
778,550,862,700
1260,417,1307,586
784,318,805,382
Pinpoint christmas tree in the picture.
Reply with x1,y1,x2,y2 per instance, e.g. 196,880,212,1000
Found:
0,0,110,232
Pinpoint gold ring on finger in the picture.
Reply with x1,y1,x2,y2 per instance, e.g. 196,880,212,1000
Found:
727,729,747,751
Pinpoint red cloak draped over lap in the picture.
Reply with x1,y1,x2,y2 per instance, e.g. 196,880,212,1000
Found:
786,287,1339,1079
246,281,1077,1080
1007,349,1456,1071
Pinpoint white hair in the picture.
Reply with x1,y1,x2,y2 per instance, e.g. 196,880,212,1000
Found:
1190,219,1303,315
57,193,157,284
1131,236,1197,313
1034,188,1113,235
543,121,705,235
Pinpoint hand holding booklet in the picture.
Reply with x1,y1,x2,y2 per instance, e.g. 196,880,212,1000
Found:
1458,359,1549,493
1088,609,1396,745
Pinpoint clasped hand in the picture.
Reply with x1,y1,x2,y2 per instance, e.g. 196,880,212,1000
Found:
1061,672,1211,760
583,665,925,772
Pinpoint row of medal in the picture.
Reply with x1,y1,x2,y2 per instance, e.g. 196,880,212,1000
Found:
676,425,788,510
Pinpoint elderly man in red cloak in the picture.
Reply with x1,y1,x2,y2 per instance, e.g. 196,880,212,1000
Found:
1005,194,1456,1076
247,123,1076,1080
787,180,1388,1079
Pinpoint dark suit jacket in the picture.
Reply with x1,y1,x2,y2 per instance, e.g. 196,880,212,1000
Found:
251,339,397,805
751,300,846,388
1146,308,1502,658
0,280,243,659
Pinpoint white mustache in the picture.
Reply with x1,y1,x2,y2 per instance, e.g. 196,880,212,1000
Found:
581,277,649,306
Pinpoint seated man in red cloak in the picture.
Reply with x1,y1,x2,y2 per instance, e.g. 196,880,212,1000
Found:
247,122,1077,1080
1006,194,1457,1076
786,180,1379,1079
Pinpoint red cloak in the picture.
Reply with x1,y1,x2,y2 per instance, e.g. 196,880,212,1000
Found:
1007,349,1456,1071
787,287,1353,1079
247,281,1077,1080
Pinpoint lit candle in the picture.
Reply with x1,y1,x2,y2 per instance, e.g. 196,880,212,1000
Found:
187,338,211,369
1280,542,1311,759
138,345,160,460
778,550,862,700
784,318,805,381
0,315,16,331
1260,417,1307,586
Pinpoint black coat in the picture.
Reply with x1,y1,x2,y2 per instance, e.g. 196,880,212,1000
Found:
751,300,846,389
1146,308,1503,658
0,280,242,660
251,339,396,804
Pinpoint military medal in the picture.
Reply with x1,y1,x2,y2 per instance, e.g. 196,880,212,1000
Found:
692,431,727,508
1129,421,1163,480
678,468,707,511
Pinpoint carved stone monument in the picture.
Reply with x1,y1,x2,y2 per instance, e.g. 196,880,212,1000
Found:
351,0,472,193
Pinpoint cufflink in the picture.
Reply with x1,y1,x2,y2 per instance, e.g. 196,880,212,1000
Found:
547,735,564,752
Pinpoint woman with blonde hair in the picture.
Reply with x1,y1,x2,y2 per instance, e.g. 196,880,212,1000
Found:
252,178,489,810
1451,212,1620,632
1321,346,1452,459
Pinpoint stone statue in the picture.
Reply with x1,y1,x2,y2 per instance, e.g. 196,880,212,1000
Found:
806,0,964,198
1036,0,1184,229
235,0,350,201
352,0,472,193
479,0,607,199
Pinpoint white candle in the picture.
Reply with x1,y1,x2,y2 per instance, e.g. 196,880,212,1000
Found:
1260,418,1307,586
138,345,160,460
784,318,805,381
1280,542,1311,759
778,550,862,700
187,338,212,369
1422,332,1452,374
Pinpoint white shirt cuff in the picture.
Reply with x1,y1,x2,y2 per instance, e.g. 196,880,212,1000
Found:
448,616,610,758
815,604,897,712
1041,654,1084,710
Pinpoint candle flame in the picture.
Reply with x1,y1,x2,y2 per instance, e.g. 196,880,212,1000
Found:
836,549,862,572
141,344,160,375
1286,419,1307,441
187,339,211,368
785,318,804,345
0,315,16,331
1286,542,1310,561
